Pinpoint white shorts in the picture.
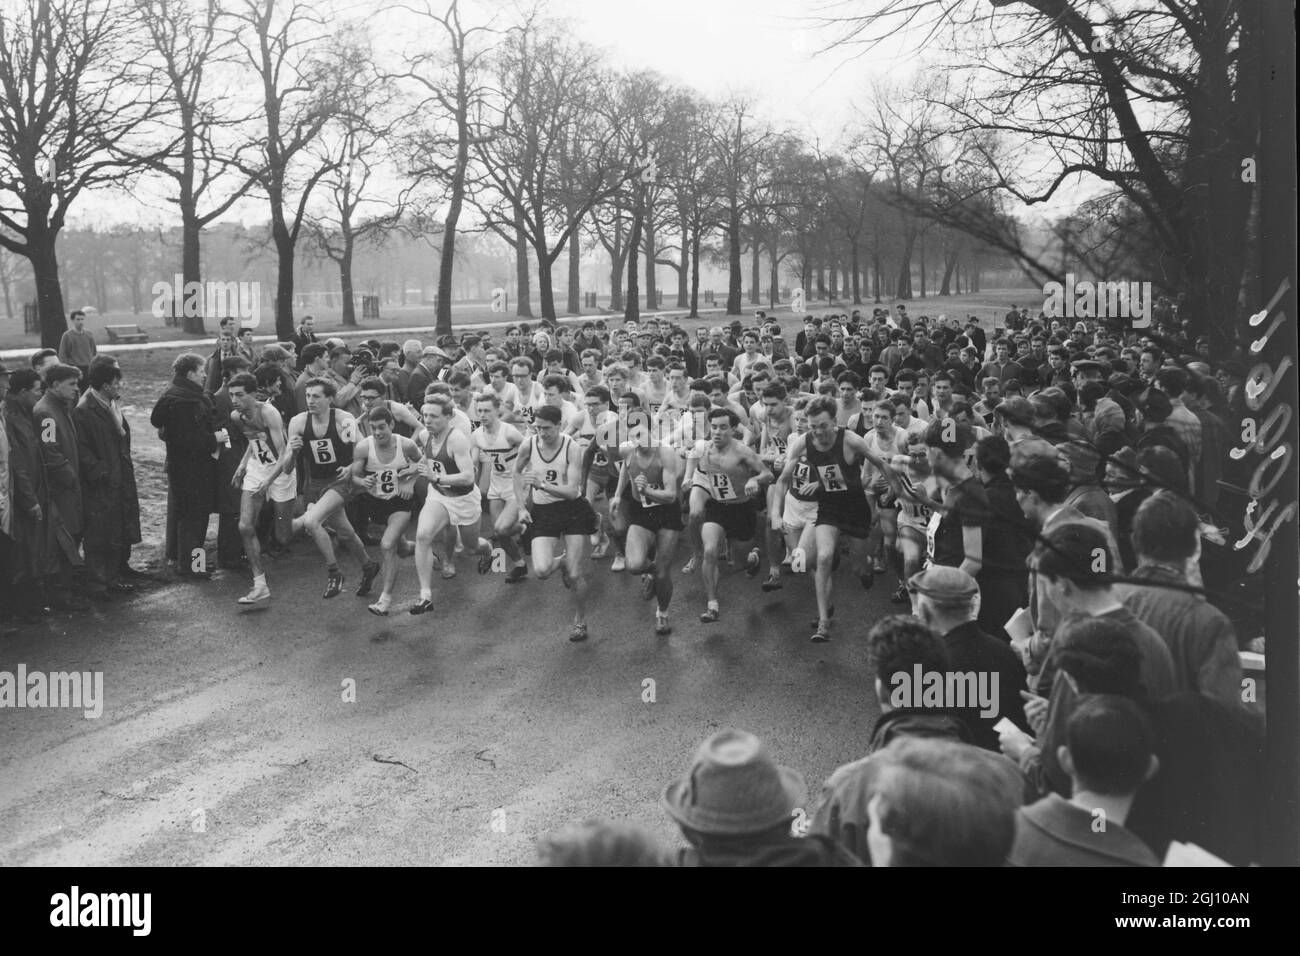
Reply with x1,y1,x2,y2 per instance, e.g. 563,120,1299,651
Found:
897,507,930,534
243,464,297,503
781,494,819,534
487,474,516,502
424,487,483,527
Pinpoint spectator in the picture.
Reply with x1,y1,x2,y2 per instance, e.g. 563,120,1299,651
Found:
1116,492,1243,702
73,361,142,600
258,346,298,421
1154,367,1201,493
1008,694,1161,866
406,345,451,407
1031,522,1177,701
58,310,98,382
1133,388,1190,476
973,435,1033,637
864,737,1018,866
151,353,220,581
4,369,55,620
922,419,987,578
34,364,86,610
811,616,981,862
907,566,1030,751
1058,440,1120,545
291,315,318,367
30,348,59,378
662,729,861,866
537,821,667,867
204,327,239,394
978,340,1023,386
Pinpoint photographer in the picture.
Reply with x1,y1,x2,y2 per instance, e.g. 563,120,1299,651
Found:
323,345,365,416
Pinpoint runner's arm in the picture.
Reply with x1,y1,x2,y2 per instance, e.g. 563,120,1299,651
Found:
610,447,632,509
772,433,805,503
349,441,372,490
435,431,478,491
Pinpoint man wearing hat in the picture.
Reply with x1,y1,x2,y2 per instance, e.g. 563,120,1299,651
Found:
406,345,450,407
1133,388,1190,477
908,565,1030,752
662,729,861,866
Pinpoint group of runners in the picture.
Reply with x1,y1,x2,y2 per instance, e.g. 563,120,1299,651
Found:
216,334,950,644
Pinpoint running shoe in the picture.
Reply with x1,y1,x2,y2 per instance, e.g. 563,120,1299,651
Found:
610,555,626,572
367,596,392,617
761,572,783,592
323,569,344,599
568,623,589,642
238,582,271,604
440,564,457,580
408,598,434,615
477,546,495,574
745,548,761,577
641,573,656,601
504,564,528,584
700,606,720,623
591,536,610,559
891,583,909,604
681,555,698,574
654,614,672,636
356,561,381,597
810,621,832,643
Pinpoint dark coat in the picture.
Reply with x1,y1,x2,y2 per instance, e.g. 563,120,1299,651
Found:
210,386,247,514
942,620,1031,751
73,391,142,551
33,392,82,538
150,377,218,513
3,395,56,577
1009,795,1159,867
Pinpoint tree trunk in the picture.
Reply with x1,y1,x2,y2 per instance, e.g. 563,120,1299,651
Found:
919,234,927,298
816,265,825,298
29,231,69,348
436,192,461,335
567,225,580,315
828,261,838,301
749,236,761,305
896,230,915,300
768,239,779,307
272,217,296,340
849,240,861,304
179,210,207,335
677,224,689,307
339,233,356,327
536,245,557,321
626,187,644,323
514,209,532,318
644,214,657,311
939,249,958,295
689,224,702,318
725,200,742,315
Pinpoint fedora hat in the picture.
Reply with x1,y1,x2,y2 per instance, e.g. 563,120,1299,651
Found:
662,729,805,836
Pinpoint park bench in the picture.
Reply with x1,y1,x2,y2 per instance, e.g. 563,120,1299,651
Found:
105,324,150,344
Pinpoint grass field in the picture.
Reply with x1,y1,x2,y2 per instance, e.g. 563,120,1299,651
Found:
26,288,1039,568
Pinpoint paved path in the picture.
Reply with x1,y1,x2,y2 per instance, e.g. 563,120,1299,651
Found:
0,545,890,865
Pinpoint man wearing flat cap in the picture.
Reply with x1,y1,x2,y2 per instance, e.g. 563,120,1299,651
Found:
662,729,861,866
908,566,1031,752
406,345,451,408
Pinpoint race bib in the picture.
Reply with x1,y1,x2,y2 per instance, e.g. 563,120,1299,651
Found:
638,482,664,508
310,439,336,465
429,459,445,476
593,448,609,467
926,509,942,561
490,452,510,474
377,469,397,498
816,463,846,493
709,471,738,501
252,438,275,466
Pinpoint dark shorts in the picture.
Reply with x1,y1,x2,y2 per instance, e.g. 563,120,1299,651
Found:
528,497,599,540
365,494,418,524
702,497,759,542
305,473,354,505
816,496,874,539
628,500,685,535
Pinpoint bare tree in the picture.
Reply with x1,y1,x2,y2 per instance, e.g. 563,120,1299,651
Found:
136,0,259,333
228,0,344,340
707,98,772,316
0,0,171,346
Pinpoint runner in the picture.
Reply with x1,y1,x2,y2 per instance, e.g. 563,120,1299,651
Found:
862,402,910,581
575,385,622,564
690,407,774,623
779,397,821,570
409,394,493,613
748,382,795,592
228,371,294,604
611,438,682,636
514,404,598,642
775,395,896,642
355,377,421,438
473,391,528,583
350,406,423,616
272,377,380,599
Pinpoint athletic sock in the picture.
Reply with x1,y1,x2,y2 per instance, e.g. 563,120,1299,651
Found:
707,599,719,611
254,574,267,588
